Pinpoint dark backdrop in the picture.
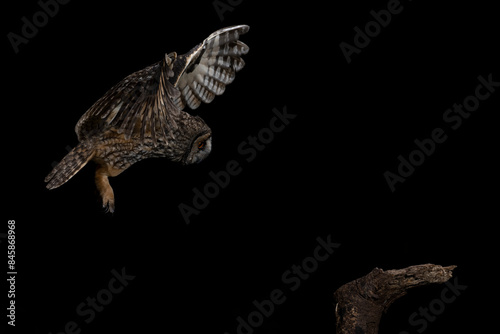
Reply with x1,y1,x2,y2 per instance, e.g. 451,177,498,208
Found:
3,0,498,333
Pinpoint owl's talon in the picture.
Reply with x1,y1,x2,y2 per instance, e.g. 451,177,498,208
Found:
101,191,115,213
103,199,115,213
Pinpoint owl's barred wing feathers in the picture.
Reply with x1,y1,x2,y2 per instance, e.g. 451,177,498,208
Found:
74,25,248,145
75,56,180,144
170,25,250,110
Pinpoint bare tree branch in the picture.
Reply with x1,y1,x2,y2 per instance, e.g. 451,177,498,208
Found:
334,264,456,334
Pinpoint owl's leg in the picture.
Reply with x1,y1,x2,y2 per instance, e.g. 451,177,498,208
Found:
95,165,116,213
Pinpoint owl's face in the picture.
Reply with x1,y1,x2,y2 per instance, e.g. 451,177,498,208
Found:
182,131,212,165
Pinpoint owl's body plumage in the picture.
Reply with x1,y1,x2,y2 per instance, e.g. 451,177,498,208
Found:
45,25,249,212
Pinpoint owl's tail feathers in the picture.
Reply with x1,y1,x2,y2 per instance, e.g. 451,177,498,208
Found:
45,142,95,190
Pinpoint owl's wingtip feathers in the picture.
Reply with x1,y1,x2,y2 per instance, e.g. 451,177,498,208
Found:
233,24,250,33
205,24,250,41
172,24,250,111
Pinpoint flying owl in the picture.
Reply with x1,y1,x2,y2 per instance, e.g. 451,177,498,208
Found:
45,25,250,212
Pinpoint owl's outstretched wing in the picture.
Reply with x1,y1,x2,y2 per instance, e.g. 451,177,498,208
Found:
170,25,250,110
75,25,249,143
75,55,181,144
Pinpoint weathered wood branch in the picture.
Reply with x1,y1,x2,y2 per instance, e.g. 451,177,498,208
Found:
334,264,456,334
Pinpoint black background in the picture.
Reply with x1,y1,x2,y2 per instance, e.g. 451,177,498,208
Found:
3,0,499,333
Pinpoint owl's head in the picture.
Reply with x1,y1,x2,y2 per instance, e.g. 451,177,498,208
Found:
181,130,212,165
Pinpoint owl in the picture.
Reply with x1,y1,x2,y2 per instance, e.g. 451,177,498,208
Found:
45,25,250,212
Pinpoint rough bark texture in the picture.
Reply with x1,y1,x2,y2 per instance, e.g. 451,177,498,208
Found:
334,264,456,334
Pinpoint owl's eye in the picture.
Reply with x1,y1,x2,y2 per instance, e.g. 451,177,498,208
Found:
198,141,205,150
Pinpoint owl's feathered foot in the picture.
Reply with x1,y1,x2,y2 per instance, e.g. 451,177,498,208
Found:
95,165,116,213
